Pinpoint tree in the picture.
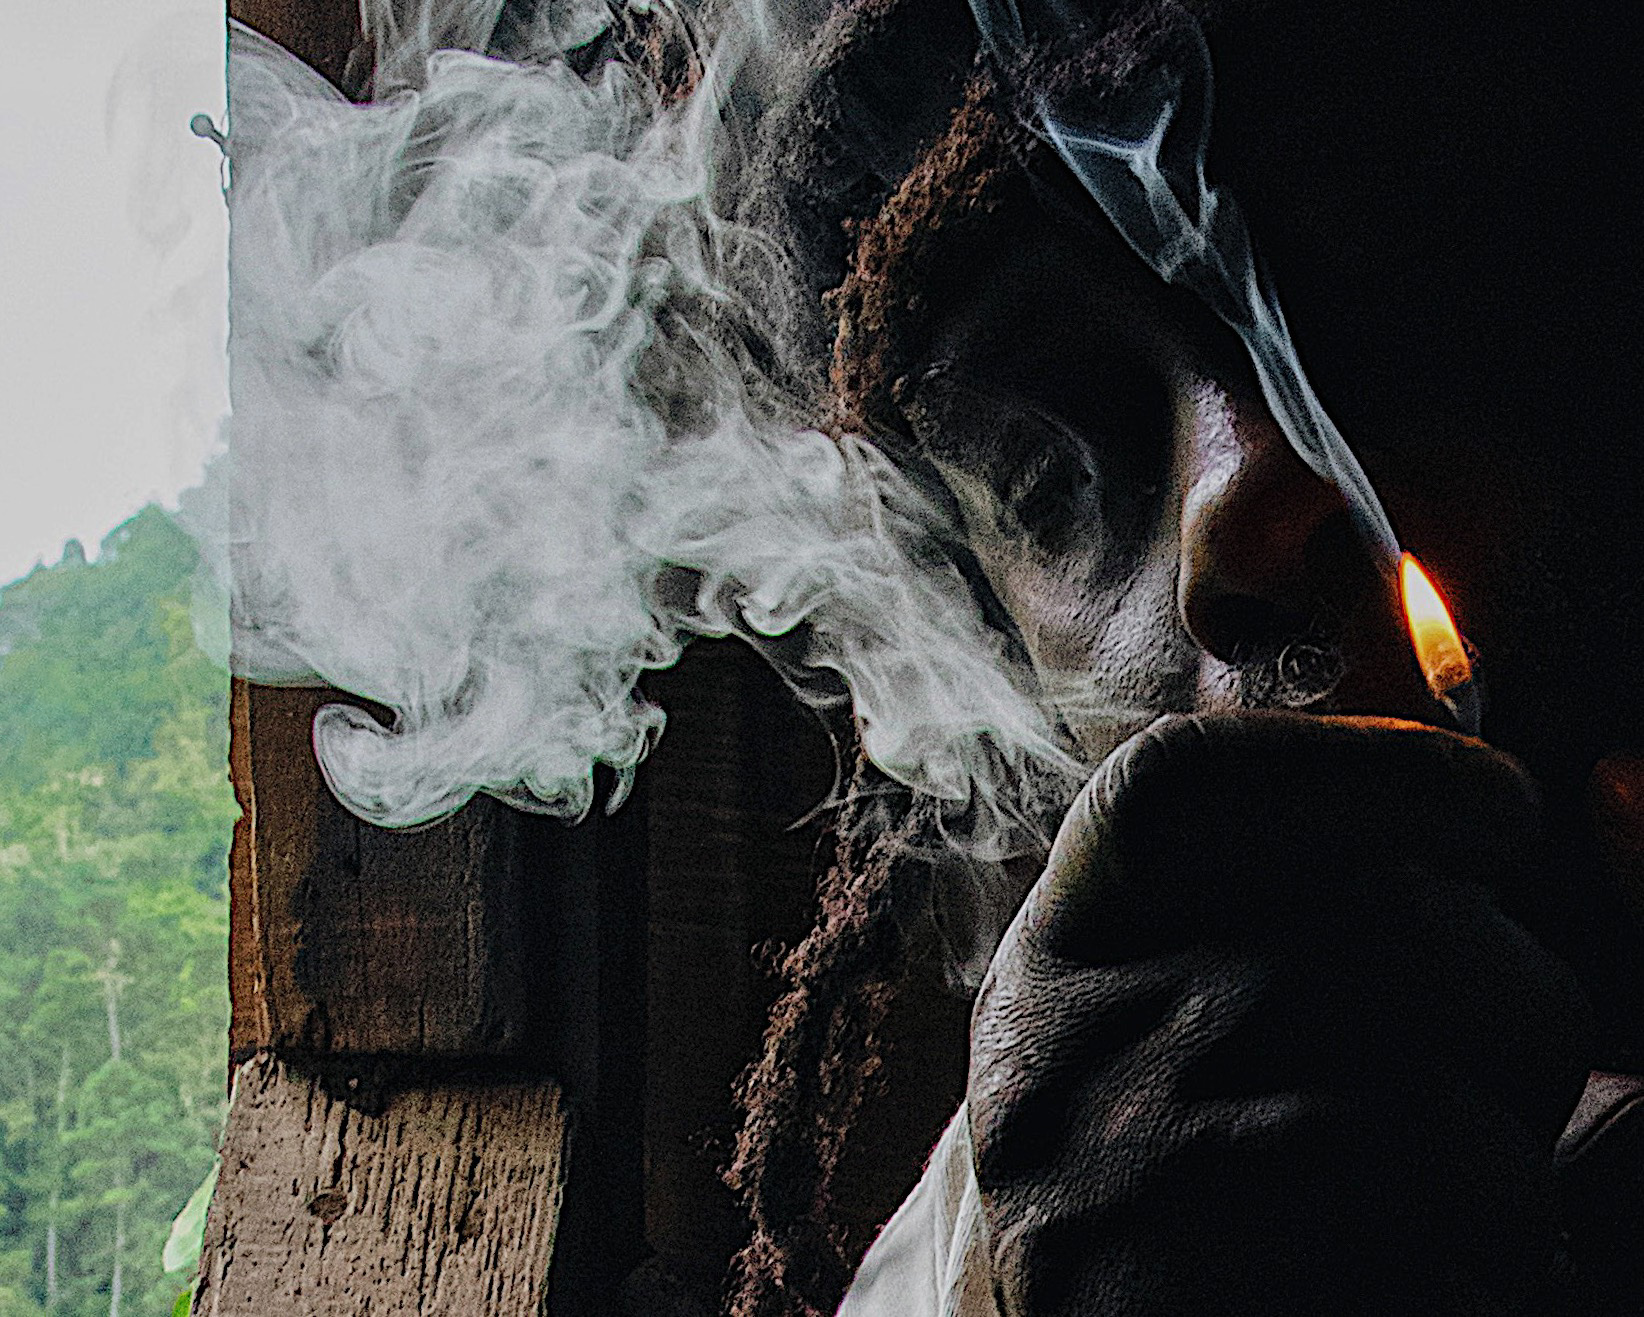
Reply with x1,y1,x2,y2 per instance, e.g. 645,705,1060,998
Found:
0,507,232,1315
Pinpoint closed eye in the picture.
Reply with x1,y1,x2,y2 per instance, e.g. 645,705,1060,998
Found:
900,362,1167,556
993,407,1104,552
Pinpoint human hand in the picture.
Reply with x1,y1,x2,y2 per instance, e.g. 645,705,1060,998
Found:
969,712,1593,1315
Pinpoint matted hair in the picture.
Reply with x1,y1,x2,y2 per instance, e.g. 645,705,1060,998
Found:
714,3,1216,1310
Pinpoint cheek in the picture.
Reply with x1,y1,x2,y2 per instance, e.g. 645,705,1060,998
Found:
990,540,1199,761
935,399,1200,757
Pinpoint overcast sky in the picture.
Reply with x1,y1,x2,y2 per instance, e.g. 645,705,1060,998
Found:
1,1,228,584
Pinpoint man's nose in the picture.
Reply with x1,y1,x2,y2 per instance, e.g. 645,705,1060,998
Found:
1174,380,1430,715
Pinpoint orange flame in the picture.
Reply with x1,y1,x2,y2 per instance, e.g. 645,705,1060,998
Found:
1400,552,1472,697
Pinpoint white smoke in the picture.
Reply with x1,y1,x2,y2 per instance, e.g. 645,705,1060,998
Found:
210,4,1083,857
968,0,1402,568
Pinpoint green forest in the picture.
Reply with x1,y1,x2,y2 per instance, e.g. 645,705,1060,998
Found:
0,507,235,1316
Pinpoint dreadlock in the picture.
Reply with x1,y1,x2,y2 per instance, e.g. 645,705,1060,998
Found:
717,2,1224,1310
724,754,932,1314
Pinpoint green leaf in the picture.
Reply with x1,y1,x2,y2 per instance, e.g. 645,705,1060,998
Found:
172,1279,198,1317
162,1160,218,1274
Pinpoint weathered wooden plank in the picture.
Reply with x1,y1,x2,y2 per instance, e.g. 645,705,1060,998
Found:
229,683,552,1060
194,1054,567,1316
217,0,590,1304
227,678,265,1065
223,0,541,1063
230,0,361,91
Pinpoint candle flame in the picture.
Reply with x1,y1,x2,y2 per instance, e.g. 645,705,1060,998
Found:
1400,552,1472,697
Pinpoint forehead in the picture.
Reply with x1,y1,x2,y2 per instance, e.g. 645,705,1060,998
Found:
913,200,1258,414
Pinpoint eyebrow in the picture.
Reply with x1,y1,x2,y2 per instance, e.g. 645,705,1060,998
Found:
939,226,1260,427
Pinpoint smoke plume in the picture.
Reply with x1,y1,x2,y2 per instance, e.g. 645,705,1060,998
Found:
969,0,1402,566
209,4,1082,858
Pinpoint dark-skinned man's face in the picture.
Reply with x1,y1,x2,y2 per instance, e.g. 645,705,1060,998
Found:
814,6,1644,1309
900,203,1442,765
890,6,1640,805
867,13,1644,1307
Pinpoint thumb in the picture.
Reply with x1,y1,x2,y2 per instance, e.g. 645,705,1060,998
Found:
1034,710,1544,960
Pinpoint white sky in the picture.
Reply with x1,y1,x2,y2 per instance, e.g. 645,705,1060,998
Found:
0,1,228,584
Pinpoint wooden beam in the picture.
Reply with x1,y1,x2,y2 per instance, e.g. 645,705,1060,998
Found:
640,643,830,1294
230,0,361,91
194,1055,567,1315
228,682,558,1061
218,0,596,1298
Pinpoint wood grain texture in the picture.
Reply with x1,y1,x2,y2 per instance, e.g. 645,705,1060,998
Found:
217,0,598,1304
223,0,548,1066
227,678,264,1067
229,683,551,1060
229,0,362,92
194,1054,567,1316
639,643,830,1294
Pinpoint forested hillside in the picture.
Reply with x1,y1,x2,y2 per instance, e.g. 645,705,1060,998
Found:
0,507,234,1315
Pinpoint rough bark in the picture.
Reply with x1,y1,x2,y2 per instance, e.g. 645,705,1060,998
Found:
193,1055,567,1316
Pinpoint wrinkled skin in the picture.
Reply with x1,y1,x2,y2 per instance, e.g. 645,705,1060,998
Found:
900,207,1441,761
906,200,1637,1314
970,714,1591,1313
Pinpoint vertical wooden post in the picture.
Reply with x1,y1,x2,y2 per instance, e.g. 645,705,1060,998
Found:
203,6,597,1310
207,8,965,1310
639,644,831,1295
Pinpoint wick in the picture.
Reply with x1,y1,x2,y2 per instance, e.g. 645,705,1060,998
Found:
1438,680,1482,738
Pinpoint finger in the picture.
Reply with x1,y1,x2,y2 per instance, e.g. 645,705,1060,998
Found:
1032,711,1543,960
